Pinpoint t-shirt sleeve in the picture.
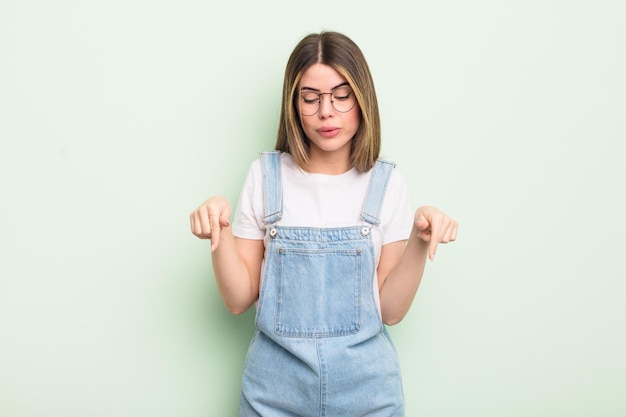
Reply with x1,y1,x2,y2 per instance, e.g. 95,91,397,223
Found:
381,169,414,245
232,159,266,240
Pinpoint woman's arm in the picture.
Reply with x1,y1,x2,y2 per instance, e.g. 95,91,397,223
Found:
190,196,264,315
212,232,264,315
377,206,457,325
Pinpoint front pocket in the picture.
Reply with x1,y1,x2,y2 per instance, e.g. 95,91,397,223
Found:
275,247,362,337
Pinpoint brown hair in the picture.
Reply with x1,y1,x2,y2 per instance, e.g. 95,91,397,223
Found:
275,31,381,172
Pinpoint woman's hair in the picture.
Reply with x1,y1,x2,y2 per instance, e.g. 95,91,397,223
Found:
275,31,381,172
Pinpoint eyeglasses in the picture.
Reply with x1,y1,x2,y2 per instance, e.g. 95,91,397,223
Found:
299,86,357,116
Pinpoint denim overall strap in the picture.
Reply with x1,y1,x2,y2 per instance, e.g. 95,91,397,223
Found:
260,151,282,225
360,159,396,226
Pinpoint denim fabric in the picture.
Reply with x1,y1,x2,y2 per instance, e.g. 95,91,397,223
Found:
240,152,404,416
260,151,283,225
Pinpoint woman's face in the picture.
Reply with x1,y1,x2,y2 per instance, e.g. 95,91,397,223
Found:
298,64,361,162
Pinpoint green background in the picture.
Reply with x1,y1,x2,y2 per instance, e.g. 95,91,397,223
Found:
1,1,625,416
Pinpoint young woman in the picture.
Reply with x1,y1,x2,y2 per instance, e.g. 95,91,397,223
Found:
190,31,458,416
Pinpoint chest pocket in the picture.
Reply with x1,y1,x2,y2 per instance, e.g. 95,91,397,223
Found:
275,246,363,338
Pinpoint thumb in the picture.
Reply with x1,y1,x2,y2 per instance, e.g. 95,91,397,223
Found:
415,217,430,232
415,216,430,232
219,204,231,227
415,214,435,260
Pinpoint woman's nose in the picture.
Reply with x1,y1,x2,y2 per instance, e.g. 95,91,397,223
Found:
318,93,334,118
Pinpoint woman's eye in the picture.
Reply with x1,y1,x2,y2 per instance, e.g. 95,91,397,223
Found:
333,88,352,101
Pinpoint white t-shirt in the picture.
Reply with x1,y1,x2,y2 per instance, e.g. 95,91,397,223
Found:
232,152,414,308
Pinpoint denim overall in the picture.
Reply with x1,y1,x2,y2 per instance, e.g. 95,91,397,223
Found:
240,152,404,416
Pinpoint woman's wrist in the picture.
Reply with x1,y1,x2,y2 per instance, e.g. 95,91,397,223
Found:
408,225,429,252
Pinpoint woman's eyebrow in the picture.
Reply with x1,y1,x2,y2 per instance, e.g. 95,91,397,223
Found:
300,82,350,92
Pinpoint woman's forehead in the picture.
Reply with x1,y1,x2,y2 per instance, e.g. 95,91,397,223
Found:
299,64,347,90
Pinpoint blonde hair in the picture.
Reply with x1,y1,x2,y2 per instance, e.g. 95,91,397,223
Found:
275,31,381,172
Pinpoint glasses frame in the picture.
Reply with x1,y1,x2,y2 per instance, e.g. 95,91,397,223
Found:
298,86,357,116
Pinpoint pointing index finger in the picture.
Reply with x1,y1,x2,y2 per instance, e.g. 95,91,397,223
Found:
209,213,221,251
428,217,444,261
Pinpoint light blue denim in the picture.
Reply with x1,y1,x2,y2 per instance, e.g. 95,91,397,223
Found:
240,151,404,416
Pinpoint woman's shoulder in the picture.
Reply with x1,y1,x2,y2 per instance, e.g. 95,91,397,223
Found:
243,151,298,182
374,157,408,185
388,162,407,185
245,151,295,172
250,150,295,165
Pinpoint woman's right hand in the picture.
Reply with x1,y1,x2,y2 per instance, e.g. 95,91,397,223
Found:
189,196,231,251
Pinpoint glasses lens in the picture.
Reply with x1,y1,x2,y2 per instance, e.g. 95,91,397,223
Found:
300,92,320,116
331,87,356,113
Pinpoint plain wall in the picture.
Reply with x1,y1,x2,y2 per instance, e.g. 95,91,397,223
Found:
1,1,625,416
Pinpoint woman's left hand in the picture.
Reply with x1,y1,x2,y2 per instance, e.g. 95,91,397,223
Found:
414,206,458,260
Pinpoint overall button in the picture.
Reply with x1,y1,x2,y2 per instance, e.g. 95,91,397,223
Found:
361,227,370,236
270,228,278,238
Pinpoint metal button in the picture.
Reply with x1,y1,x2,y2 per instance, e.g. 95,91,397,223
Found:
270,228,278,238
361,227,370,236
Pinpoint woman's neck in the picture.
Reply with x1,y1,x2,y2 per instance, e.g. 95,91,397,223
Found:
304,148,352,175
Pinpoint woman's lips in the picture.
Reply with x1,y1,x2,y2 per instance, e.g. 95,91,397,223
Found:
317,127,340,138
